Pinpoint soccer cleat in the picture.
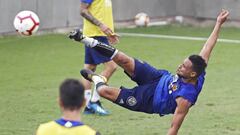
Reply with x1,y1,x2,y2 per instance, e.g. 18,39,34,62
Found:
68,29,118,58
68,29,84,42
80,69,107,83
69,29,99,48
83,106,95,114
83,101,110,115
89,101,110,116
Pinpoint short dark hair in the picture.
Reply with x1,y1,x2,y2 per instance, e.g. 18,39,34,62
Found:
59,79,85,110
188,55,207,77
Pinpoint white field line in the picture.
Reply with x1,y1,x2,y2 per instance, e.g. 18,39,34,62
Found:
119,32,240,44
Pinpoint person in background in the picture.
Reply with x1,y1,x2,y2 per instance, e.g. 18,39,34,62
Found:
36,79,100,135
78,0,119,115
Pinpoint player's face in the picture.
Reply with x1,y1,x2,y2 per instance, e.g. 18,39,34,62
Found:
176,58,196,79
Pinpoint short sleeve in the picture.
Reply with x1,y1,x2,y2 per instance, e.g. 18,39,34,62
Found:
197,71,206,91
81,0,93,4
198,71,206,83
176,85,198,105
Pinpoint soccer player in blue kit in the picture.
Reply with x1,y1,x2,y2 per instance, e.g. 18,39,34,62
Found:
69,10,229,135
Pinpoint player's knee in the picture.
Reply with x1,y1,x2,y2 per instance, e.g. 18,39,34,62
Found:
114,52,133,66
115,56,128,66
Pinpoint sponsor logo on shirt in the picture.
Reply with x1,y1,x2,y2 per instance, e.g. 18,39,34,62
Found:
119,99,124,104
127,96,137,106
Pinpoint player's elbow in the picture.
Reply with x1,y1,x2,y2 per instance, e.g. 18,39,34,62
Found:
199,55,209,65
80,9,88,17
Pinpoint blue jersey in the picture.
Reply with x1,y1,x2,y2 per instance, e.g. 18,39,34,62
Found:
153,71,205,116
115,59,205,116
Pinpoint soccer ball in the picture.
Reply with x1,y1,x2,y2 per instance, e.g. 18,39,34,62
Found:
13,10,40,36
134,13,150,27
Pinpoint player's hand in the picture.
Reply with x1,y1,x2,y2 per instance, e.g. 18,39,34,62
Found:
99,23,120,45
99,23,113,36
217,9,229,25
107,33,120,45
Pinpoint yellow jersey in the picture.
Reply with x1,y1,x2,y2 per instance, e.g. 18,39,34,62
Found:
36,119,99,135
82,0,114,37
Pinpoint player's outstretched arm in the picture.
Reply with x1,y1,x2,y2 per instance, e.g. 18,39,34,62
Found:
199,9,229,64
167,97,191,135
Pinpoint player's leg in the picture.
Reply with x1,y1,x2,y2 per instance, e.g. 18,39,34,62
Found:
91,60,117,102
112,52,135,76
86,43,166,85
80,69,156,114
96,85,120,101
69,29,135,77
82,64,96,92
80,69,121,101
91,36,118,80
82,64,96,114
69,29,166,84
84,45,166,86
83,39,110,115
89,61,117,115
101,60,117,79
86,36,117,115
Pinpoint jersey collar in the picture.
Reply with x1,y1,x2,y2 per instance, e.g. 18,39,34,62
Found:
55,118,84,128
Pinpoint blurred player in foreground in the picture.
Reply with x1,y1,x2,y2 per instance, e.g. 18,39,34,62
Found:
69,10,229,135
79,0,119,115
36,79,100,135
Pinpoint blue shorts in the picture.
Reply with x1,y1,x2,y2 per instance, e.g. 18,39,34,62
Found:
114,59,167,113
85,36,111,65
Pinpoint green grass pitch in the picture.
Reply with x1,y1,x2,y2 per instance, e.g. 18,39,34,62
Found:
0,25,240,135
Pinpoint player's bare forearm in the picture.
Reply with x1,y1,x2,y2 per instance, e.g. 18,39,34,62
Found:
167,110,187,135
199,10,229,64
199,23,221,64
80,9,102,26
80,3,102,26
80,3,113,36
167,98,191,135
168,126,179,135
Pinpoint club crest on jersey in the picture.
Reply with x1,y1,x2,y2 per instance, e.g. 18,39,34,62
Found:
172,84,178,91
127,96,137,106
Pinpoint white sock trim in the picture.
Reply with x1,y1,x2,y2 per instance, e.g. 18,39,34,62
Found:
81,37,98,47
91,86,100,102
92,75,105,84
84,89,92,107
